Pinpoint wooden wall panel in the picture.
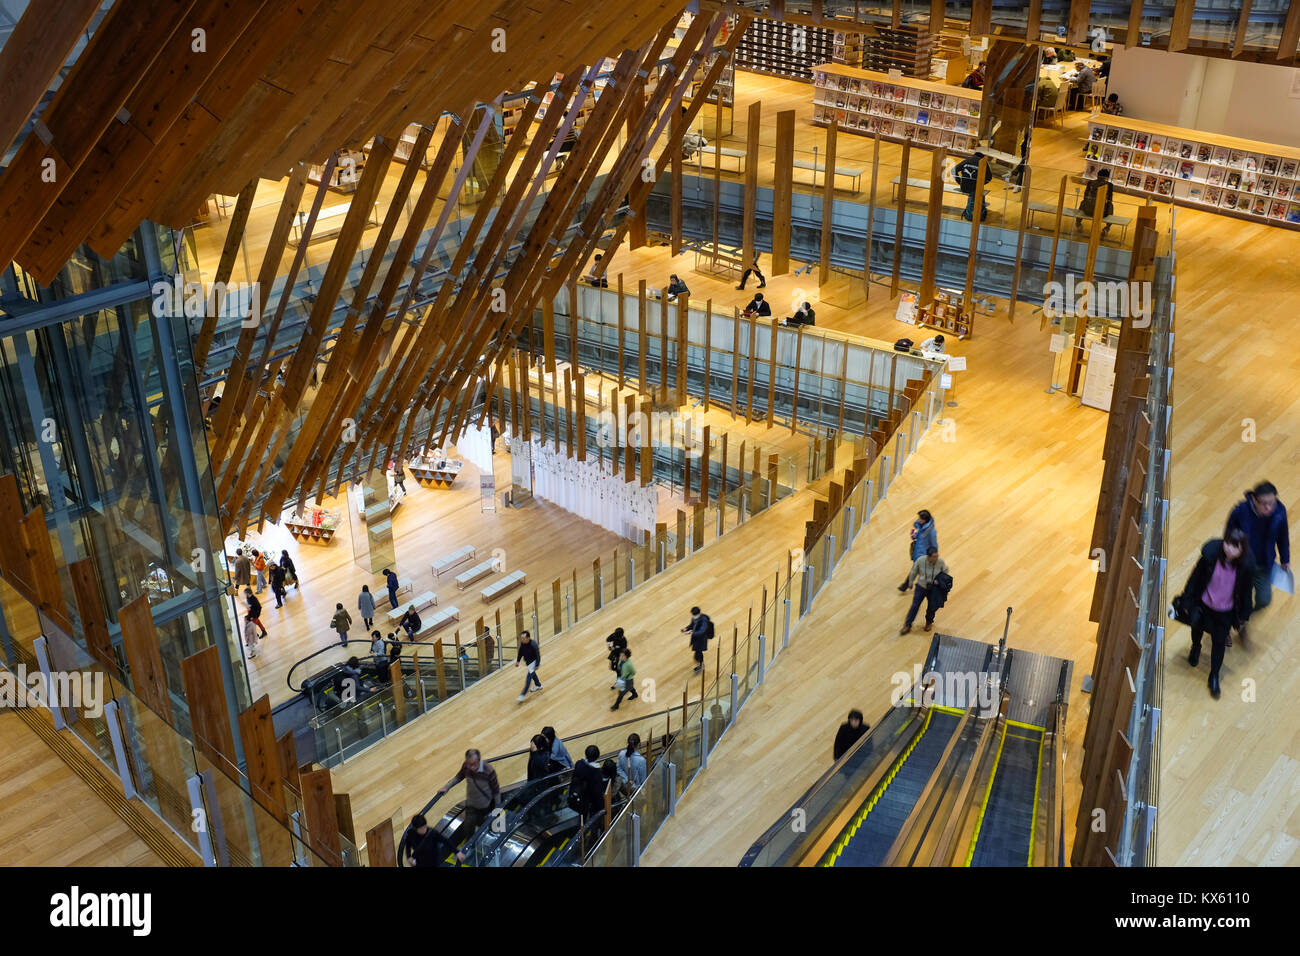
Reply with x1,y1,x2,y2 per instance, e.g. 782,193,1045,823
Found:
300,768,344,867
237,694,294,866
771,110,796,274
69,559,114,672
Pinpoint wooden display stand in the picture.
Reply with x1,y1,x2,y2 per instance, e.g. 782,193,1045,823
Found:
410,457,464,489
286,507,340,544
812,65,980,152
917,291,973,339
1083,114,1300,230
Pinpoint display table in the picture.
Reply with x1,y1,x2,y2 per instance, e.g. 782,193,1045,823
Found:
812,64,980,153
410,457,464,488
285,507,339,544
1083,114,1300,229
917,291,973,339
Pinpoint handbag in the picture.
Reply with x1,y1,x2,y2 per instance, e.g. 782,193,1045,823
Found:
1170,592,1202,629
616,677,628,692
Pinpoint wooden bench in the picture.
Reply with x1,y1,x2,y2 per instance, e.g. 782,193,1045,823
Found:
385,589,438,623
432,545,477,577
481,569,527,603
790,158,864,192
455,558,500,590
288,201,378,247
697,144,746,172
891,176,964,202
1027,202,1132,241
418,605,460,636
692,242,746,279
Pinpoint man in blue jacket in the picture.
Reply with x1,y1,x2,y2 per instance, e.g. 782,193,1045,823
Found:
1225,481,1290,632
898,510,937,592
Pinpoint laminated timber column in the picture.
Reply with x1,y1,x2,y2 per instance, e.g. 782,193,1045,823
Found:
742,100,761,275
818,120,838,287
771,110,796,275
918,147,948,307
628,75,649,249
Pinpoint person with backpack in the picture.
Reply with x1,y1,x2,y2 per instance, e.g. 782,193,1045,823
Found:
616,734,647,796
1078,169,1115,237
899,546,950,635
251,549,268,593
405,813,464,867
605,628,628,687
898,510,938,592
569,745,607,820
358,584,376,629
1174,529,1255,699
330,603,352,646
953,152,993,222
682,606,713,673
527,734,562,781
515,630,542,702
436,749,500,836
269,561,288,608
244,587,268,637
1224,480,1290,631
279,550,299,590
611,648,638,710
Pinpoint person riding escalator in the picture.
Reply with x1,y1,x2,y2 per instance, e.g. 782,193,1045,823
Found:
405,814,465,867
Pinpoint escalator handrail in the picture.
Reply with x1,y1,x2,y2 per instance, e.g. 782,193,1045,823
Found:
881,700,983,866
739,681,934,867
285,634,519,694
460,774,574,866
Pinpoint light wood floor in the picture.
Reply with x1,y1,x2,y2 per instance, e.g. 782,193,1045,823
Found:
0,710,164,866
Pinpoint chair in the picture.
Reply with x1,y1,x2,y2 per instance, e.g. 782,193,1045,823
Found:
1081,77,1106,112
1038,83,1070,129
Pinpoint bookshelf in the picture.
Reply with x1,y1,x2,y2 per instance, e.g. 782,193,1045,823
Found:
812,64,981,154
861,25,935,79
1083,114,1300,229
735,19,864,82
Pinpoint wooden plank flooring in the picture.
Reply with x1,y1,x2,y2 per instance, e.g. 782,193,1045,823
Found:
0,710,164,866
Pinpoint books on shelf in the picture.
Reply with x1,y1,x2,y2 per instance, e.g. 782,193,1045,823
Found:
812,65,979,153
1083,116,1300,230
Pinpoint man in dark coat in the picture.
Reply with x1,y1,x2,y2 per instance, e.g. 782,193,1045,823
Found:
833,710,869,761
1224,480,1290,628
571,746,607,819
682,606,712,673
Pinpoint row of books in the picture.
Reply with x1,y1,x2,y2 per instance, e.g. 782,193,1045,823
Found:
1086,161,1300,223
813,106,978,146
1088,124,1299,178
1085,143,1299,196
815,97,975,131
815,72,980,116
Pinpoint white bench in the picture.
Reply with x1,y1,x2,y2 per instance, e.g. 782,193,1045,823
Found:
289,201,378,247
891,176,964,202
385,589,437,623
481,569,527,602
377,582,412,611
697,145,746,172
455,558,500,590
1027,202,1132,241
432,545,477,577
790,158,864,192
418,605,460,636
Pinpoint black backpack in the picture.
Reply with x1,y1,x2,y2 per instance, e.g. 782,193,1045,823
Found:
894,337,914,352
704,615,714,640
566,766,588,813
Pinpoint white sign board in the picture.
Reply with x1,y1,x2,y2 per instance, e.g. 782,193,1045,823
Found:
1080,341,1118,411
940,373,953,389
946,355,967,371
1049,333,1067,353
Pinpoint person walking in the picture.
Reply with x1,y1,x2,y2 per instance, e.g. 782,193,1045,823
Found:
1224,480,1290,635
833,709,869,760
542,726,573,769
383,567,400,610
251,549,268,593
899,547,950,635
232,548,251,593
681,606,713,673
898,510,937,591
400,605,422,639
358,584,376,629
611,648,638,710
436,749,500,835
280,550,299,590
954,151,993,222
515,630,542,702
1175,529,1255,699
330,602,352,645
269,561,288,608
244,587,268,637
242,613,260,659
605,628,627,688
736,252,766,291
405,813,464,867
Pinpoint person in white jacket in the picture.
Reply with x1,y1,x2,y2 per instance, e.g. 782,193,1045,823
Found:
243,613,260,659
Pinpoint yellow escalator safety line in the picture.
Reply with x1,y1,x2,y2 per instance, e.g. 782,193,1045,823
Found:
964,719,1008,867
1028,729,1047,867
1005,718,1046,732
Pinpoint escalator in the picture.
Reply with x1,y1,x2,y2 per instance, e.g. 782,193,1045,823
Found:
743,625,1071,867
